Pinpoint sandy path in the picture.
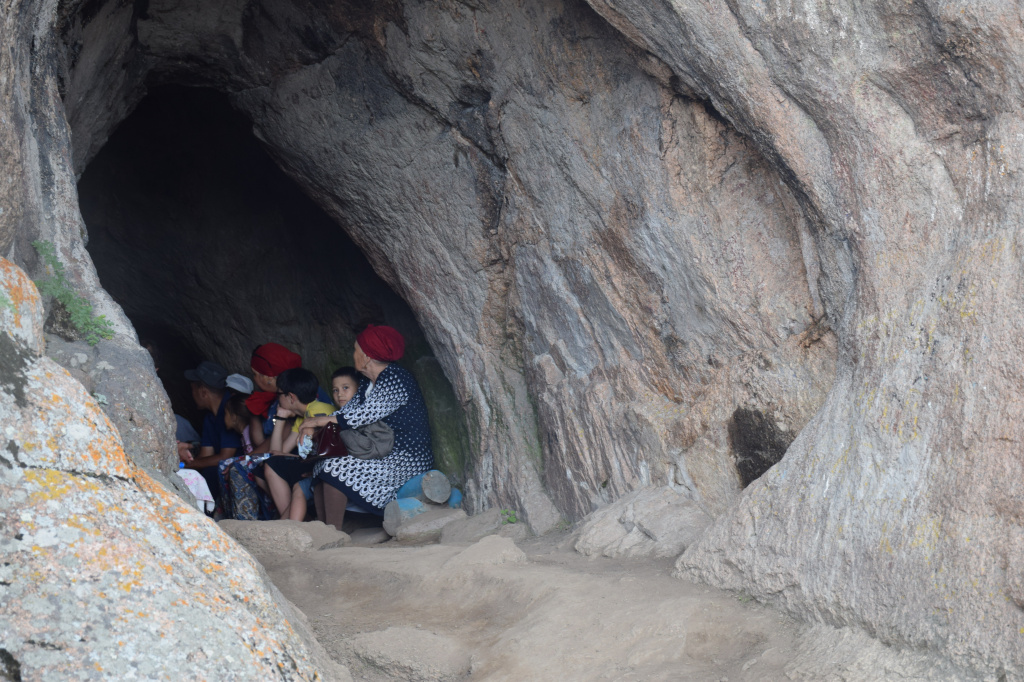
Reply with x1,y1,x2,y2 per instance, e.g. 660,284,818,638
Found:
235,524,969,681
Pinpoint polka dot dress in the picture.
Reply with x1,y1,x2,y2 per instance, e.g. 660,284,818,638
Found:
314,364,434,509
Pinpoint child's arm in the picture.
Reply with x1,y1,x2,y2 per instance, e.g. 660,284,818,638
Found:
249,415,266,446
269,413,297,455
278,430,299,455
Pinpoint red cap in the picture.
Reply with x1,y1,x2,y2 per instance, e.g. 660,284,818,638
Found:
357,325,405,362
250,343,301,377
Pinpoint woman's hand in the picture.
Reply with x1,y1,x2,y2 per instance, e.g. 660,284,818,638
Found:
275,406,296,418
299,415,333,439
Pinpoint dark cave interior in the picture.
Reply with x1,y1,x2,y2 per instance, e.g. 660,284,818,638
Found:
77,85,471,478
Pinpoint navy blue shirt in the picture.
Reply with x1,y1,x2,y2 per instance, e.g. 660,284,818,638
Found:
201,392,242,453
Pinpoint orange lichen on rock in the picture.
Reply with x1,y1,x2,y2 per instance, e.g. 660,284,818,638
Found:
1,258,329,680
0,258,38,322
0,257,44,352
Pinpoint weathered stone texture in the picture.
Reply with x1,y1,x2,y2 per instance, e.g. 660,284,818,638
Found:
0,259,343,679
571,0,1024,674
8,0,1022,674
2,0,178,480
52,0,834,534
574,486,711,559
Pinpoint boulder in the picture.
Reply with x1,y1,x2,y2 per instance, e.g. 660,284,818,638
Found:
0,260,342,680
440,507,503,545
498,521,531,543
46,335,180,479
442,535,527,571
342,627,470,682
575,486,711,559
348,527,391,547
394,508,468,544
219,520,350,558
383,497,430,536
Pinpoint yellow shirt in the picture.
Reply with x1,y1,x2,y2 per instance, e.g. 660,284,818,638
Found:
292,400,335,433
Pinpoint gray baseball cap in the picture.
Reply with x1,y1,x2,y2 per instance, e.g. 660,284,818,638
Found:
225,373,254,394
184,360,228,389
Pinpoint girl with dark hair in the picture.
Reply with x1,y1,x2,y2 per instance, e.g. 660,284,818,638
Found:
217,393,279,520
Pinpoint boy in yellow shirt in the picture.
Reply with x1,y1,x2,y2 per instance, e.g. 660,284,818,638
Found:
261,368,335,520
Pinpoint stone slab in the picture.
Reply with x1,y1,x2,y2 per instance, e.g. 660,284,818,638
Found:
575,486,711,559
394,508,468,544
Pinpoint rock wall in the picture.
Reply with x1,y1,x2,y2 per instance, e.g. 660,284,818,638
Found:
49,0,835,532
1,0,179,481
13,0,1020,673
574,0,1024,674
0,258,346,679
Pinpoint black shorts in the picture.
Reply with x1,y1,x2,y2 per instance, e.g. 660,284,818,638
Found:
263,456,317,488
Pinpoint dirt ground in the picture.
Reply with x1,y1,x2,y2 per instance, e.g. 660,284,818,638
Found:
230,521,970,682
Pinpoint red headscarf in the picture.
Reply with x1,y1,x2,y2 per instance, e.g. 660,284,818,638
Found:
246,343,302,418
357,325,405,362
250,342,302,377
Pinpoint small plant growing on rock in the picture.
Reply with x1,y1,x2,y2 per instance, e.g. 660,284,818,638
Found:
500,508,517,525
32,240,114,346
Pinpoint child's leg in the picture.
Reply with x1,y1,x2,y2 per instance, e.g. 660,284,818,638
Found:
263,466,292,519
313,481,325,522
289,482,307,521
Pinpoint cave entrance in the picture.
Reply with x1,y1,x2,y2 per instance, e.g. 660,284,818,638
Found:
78,85,470,478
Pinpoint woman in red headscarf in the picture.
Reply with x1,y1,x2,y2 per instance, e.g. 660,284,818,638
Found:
246,342,302,446
300,325,434,530
215,343,303,520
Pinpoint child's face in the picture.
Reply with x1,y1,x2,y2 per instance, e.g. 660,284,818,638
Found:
332,375,357,407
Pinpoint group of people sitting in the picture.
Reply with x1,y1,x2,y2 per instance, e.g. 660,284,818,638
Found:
173,324,434,530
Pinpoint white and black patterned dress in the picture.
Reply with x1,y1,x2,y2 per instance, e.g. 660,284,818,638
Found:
313,364,434,510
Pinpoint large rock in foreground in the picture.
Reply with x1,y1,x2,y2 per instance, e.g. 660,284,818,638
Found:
0,259,345,680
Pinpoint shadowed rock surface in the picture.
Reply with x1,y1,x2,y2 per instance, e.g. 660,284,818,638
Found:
77,86,472,479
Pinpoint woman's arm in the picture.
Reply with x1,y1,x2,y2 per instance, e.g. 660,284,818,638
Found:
298,414,336,440
278,430,299,455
